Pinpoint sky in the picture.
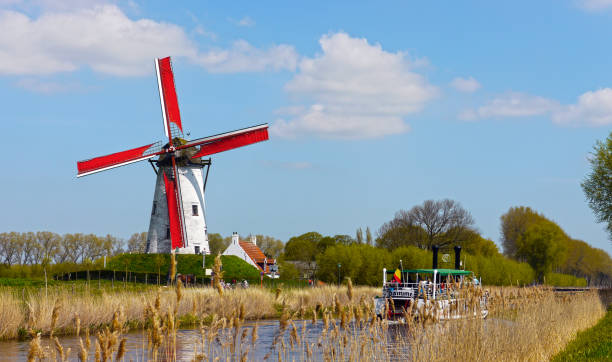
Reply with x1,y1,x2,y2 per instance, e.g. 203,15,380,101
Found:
0,0,611,255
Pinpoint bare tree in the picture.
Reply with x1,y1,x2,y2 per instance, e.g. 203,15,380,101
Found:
127,232,147,254
377,199,475,250
20,232,37,265
36,231,61,263
365,227,373,246
0,232,23,266
411,199,475,249
356,228,364,244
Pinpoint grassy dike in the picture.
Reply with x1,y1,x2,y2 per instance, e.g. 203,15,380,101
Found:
552,304,612,362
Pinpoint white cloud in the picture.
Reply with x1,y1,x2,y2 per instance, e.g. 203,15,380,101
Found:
15,77,82,93
450,76,481,93
272,32,437,139
0,5,297,76
237,16,255,27
459,92,559,121
460,88,612,126
553,88,612,126
195,40,298,73
0,5,196,76
577,0,612,11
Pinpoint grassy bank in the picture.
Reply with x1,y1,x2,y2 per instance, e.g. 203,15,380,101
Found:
552,305,612,361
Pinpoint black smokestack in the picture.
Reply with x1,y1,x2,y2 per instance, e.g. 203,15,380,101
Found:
432,245,439,269
454,246,462,270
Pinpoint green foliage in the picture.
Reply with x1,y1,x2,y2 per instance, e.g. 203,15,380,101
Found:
390,246,431,270
207,233,229,256
0,277,60,287
545,273,587,287
517,220,566,282
284,232,322,262
461,230,500,257
500,206,546,258
463,253,535,286
582,131,612,241
499,206,611,285
278,259,299,280
552,306,612,362
106,253,260,280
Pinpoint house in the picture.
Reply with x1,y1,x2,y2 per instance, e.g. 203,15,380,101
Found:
223,232,278,277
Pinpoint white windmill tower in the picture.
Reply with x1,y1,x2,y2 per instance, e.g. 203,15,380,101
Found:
76,57,269,254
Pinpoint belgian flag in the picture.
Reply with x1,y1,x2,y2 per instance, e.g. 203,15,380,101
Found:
392,267,401,283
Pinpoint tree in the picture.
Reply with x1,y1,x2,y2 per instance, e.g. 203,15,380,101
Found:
255,235,284,258
461,229,500,257
0,232,22,266
500,206,544,258
516,220,566,283
20,232,38,265
356,228,363,244
36,231,61,263
582,132,612,241
284,232,322,262
208,233,229,256
127,232,148,253
365,227,373,246
377,199,475,250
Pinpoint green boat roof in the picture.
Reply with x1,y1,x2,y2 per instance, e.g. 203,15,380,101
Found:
387,268,472,275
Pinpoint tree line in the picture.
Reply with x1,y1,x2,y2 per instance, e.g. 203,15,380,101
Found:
0,231,125,266
279,199,611,286
2,200,610,287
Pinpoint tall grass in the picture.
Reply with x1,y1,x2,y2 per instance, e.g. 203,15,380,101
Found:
6,283,609,361
0,285,379,340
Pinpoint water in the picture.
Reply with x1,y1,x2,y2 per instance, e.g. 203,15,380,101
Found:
0,320,333,361
0,319,510,361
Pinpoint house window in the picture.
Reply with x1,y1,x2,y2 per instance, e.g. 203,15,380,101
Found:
152,201,157,215
192,205,198,216
195,246,200,254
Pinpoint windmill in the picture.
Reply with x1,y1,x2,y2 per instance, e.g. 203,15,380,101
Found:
76,56,269,255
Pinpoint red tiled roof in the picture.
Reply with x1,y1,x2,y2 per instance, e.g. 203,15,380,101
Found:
238,241,277,272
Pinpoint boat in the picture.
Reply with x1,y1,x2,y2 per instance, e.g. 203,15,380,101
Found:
374,246,488,322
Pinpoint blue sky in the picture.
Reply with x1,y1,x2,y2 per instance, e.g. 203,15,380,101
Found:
1,0,611,255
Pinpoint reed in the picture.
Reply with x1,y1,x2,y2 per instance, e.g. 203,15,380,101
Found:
8,284,610,362
0,284,377,340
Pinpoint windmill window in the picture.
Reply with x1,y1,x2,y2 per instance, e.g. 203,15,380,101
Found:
192,205,199,216
166,227,170,239
152,201,157,215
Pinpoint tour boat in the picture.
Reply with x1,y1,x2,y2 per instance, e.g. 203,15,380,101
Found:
374,246,489,322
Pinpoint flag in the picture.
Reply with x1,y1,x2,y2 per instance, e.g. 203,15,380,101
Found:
392,267,401,283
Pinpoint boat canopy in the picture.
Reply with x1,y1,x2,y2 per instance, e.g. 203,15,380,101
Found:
386,269,472,276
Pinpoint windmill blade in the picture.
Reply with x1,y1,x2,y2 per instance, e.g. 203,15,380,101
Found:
155,56,183,142
163,169,184,249
180,124,269,158
76,141,163,177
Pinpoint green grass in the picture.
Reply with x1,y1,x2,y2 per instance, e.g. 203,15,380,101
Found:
104,253,261,280
0,277,61,288
552,306,612,362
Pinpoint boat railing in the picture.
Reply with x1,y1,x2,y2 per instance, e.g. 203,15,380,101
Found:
383,281,459,300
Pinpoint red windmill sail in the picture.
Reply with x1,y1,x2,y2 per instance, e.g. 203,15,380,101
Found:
155,56,183,141
76,56,269,252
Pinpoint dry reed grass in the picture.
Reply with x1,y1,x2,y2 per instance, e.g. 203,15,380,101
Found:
15,282,609,362
0,285,378,340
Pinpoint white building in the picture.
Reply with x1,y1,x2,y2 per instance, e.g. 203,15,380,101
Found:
223,233,277,275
